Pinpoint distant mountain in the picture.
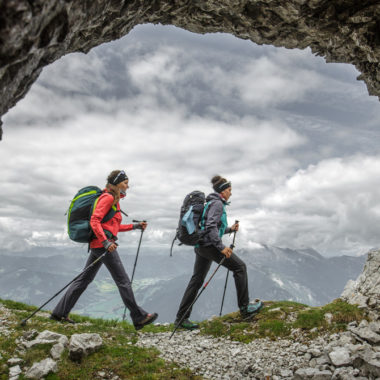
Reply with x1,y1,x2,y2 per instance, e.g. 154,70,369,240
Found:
0,245,366,323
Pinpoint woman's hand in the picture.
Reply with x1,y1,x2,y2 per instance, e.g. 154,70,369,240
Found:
230,223,239,232
108,243,117,252
135,221,148,230
102,239,117,252
221,247,233,258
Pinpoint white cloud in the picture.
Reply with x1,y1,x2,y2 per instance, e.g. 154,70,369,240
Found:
2,24,380,256
231,52,321,107
250,155,380,256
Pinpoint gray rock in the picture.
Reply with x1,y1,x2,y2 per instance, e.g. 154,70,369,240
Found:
349,326,380,344
324,313,333,325
50,343,65,360
332,366,359,380
294,367,332,379
23,330,38,341
280,368,293,377
69,333,103,361
25,358,57,379
9,365,22,378
25,330,68,348
316,355,331,365
360,358,380,378
369,321,380,334
329,348,351,367
7,358,23,366
341,250,380,318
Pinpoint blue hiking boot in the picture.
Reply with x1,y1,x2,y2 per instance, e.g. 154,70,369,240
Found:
240,300,263,320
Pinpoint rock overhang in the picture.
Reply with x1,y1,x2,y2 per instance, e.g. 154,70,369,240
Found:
0,0,379,140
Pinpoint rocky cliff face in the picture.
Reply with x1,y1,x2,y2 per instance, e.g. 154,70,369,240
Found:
342,249,380,320
1,0,380,139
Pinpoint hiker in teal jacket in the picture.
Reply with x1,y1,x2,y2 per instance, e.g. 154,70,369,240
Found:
175,175,261,330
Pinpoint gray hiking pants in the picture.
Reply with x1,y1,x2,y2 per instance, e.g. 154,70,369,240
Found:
176,245,249,320
52,248,147,324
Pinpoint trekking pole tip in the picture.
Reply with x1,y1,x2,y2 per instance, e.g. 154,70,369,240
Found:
20,319,27,326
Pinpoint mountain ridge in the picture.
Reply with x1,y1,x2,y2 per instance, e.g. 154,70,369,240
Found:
0,245,366,323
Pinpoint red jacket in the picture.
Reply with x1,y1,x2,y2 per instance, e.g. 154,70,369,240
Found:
90,190,134,248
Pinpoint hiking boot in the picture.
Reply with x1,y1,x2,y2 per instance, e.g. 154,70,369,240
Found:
50,314,76,324
175,318,199,330
134,313,158,331
240,300,263,320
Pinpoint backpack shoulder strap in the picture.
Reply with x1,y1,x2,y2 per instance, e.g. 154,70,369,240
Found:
200,201,213,230
92,192,118,223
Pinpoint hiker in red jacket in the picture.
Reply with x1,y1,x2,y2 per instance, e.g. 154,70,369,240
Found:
50,170,158,329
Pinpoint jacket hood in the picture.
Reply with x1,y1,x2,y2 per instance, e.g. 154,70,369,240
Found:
206,192,230,205
206,192,222,202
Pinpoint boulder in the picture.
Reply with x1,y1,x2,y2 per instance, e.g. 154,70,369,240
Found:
25,358,57,379
328,348,351,367
24,330,68,349
69,333,103,361
348,326,380,345
341,250,380,317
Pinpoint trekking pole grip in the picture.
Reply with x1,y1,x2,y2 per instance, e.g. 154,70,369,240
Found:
230,220,239,249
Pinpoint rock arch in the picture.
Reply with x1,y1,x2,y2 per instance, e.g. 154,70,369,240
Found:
1,0,379,139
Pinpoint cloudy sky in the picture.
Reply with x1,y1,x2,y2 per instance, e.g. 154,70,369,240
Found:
1,24,380,257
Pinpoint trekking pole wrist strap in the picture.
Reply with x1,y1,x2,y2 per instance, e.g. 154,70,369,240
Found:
102,239,113,250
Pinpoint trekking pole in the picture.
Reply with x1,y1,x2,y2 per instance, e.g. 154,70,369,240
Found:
170,256,226,340
219,220,239,317
122,219,146,321
20,250,109,326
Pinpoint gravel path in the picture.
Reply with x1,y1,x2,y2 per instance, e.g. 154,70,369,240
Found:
136,329,317,379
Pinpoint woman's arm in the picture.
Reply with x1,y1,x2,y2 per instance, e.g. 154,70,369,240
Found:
90,193,114,242
204,201,225,252
119,223,134,232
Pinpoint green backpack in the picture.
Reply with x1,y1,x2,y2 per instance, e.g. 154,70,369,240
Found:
67,186,117,243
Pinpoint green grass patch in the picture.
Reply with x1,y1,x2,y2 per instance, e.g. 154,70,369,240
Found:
200,299,367,343
294,309,325,329
0,299,36,312
321,299,365,324
257,320,291,339
0,298,201,379
23,343,54,366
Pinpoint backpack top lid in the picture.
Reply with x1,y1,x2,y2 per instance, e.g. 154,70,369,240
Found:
182,190,205,207
170,190,206,255
177,190,206,243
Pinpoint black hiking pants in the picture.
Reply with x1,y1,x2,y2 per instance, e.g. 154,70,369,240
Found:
52,248,147,324
176,245,249,321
